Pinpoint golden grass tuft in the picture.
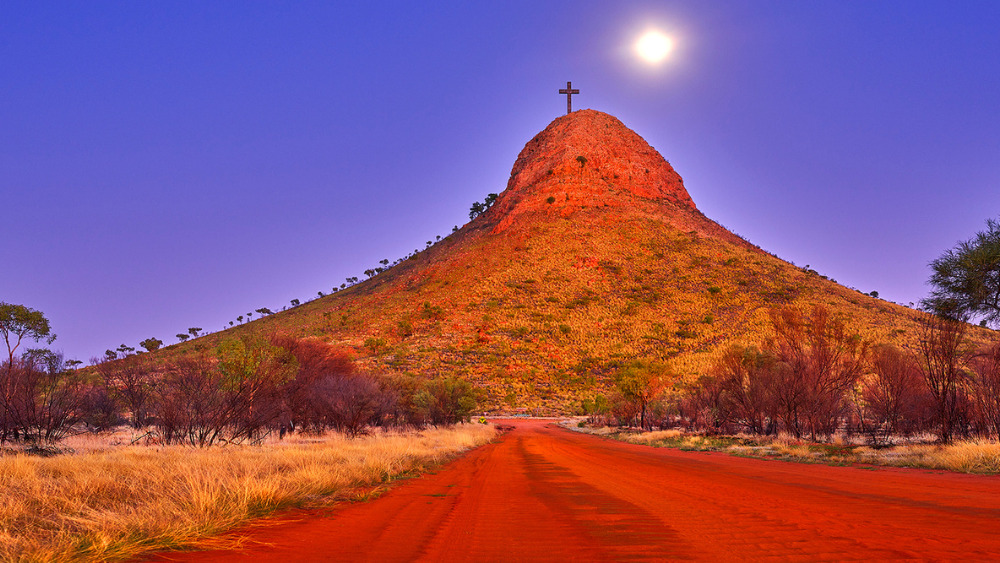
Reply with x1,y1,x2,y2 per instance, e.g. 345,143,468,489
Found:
622,429,682,444
588,423,1000,475
0,424,495,562
857,440,1000,473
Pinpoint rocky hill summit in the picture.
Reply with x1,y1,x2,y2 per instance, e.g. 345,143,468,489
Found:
482,110,745,245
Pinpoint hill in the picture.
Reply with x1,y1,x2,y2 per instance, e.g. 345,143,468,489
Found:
163,110,983,413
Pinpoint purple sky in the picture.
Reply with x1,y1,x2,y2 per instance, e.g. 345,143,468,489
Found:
3,1,999,363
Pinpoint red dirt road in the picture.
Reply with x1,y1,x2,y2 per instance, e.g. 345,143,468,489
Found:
150,420,1000,561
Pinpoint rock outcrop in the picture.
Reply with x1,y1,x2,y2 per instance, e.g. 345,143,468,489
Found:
487,110,694,233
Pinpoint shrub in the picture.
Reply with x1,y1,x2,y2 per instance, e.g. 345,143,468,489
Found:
271,336,355,433
613,361,672,429
414,377,477,425
311,375,397,437
968,341,1000,438
93,354,154,429
854,345,931,445
0,351,85,444
364,337,388,355
768,305,867,440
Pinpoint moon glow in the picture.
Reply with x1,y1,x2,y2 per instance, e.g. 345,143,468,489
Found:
635,30,673,64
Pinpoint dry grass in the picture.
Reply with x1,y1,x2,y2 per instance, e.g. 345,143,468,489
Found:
854,440,1000,473
574,423,1000,475
622,429,682,445
0,423,496,562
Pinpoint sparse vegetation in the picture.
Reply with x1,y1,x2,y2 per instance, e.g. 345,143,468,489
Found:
575,424,1000,474
0,424,496,562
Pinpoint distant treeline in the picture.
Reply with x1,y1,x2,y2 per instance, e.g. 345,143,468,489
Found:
587,305,1000,445
1,328,478,447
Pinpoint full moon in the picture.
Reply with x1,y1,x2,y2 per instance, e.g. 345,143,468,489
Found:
635,30,673,64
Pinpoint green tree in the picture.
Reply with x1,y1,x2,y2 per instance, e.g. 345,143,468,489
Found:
469,201,486,220
414,377,477,425
139,337,163,352
614,361,671,429
188,327,202,338
924,219,1000,324
0,303,54,373
176,333,190,343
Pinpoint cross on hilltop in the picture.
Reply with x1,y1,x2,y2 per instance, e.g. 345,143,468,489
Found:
559,81,579,114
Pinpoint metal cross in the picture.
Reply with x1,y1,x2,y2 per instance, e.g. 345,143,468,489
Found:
558,81,579,114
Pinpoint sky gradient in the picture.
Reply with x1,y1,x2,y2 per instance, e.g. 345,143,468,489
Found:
3,1,999,362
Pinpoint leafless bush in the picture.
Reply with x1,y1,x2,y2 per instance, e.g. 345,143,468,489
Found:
678,375,729,434
93,354,154,429
312,375,397,437
0,351,85,444
768,306,867,440
608,390,640,427
853,345,931,445
968,341,1000,437
271,336,355,432
917,313,969,443
713,346,778,435
155,355,230,446
78,381,123,432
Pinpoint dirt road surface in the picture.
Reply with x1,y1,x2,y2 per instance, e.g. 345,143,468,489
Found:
148,420,1000,561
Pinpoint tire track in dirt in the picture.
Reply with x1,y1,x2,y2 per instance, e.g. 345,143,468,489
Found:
146,420,1000,561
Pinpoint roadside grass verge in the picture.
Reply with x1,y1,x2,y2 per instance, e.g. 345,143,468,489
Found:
568,424,1000,474
0,423,495,562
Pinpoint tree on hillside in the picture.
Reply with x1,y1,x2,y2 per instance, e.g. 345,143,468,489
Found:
255,308,273,316
187,327,202,338
176,333,189,343
924,219,1000,324
139,338,163,352
0,303,55,375
469,193,499,221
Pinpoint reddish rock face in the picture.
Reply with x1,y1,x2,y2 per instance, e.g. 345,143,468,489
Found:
488,110,695,231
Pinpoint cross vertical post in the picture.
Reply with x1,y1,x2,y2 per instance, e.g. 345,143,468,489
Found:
558,81,579,114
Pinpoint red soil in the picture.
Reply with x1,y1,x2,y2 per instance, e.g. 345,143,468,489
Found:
147,420,1000,561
